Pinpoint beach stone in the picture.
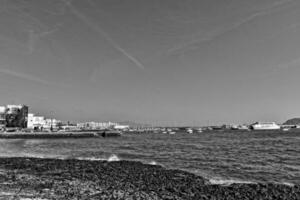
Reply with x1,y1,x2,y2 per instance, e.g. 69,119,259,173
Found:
0,157,299,199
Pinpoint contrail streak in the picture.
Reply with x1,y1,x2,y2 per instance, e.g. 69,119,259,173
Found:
275,57,300,71
61,0,145,70
0,67,62,87
167,0,297,55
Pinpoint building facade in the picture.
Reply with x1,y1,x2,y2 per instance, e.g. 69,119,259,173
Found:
27,113,60,130
77,121,118,130
27,113,45,129
0,106,6,129
5,105,28,128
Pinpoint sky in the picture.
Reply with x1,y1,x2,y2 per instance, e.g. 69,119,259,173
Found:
1,0,300,126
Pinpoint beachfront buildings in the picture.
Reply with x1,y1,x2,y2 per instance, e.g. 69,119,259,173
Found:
27,114,44,129
27,113,61,130
0,105,28,128
114,124,130,130
0,106,6,129
77,121,119,130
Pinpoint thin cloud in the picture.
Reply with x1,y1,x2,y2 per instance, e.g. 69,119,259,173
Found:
61,0,145,70
247,57,300,81
0,67,62,87
275,58,300,71
5,1,63,54
167,0,296,55
27,24,62,54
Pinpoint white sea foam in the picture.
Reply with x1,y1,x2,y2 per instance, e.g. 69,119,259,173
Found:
149,161,158,165
76,157,106,161
209,178,254,185
107,154,120,162
0,153,123,162
277,182,295,187
75,155,122,162
209,179,296,187
19,153,67,160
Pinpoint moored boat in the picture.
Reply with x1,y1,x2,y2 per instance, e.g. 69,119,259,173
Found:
186,128,193,134
282,128,290,132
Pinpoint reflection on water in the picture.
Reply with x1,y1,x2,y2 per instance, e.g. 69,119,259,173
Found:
0,131,299,184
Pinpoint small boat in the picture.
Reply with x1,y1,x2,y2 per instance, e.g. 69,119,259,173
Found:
186,128,193,134
196,128,203,133
166,128,175,134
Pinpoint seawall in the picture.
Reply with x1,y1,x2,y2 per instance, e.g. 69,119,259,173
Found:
0,132,98,139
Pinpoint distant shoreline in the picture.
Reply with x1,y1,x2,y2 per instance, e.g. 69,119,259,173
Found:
0,157,299,199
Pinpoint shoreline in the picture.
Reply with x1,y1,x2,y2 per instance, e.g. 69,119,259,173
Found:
0,157,299,199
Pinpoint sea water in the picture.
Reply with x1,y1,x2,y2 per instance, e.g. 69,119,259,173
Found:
0,130,299,185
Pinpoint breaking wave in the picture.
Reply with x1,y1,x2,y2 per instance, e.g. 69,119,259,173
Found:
209,178,255,185
208,178,295,187
76,156,106,161
107,154,120,162
76,154,121,162
149,161,158,165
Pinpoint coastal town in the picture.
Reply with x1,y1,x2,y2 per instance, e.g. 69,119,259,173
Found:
0,104,299,136
0,104,129,131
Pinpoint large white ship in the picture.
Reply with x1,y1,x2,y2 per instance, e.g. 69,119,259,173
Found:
250,122,280,130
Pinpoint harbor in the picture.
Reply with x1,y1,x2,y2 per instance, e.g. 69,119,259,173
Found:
0,130,299,199
0,129,299,186
2,0,300,198
1,104,300,139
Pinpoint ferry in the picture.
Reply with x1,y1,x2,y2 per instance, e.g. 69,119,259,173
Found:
250,122,280,130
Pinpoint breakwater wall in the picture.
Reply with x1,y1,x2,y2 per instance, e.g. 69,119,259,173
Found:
0,132,97,139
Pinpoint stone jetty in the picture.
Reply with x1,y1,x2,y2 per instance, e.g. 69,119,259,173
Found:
0,132,97,139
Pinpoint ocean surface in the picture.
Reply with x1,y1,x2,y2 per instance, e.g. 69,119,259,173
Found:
0,130,299,185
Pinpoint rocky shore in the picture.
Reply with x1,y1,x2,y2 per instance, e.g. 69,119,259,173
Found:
0,157,299,200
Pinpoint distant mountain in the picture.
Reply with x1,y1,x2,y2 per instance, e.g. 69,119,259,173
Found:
283,118,300,125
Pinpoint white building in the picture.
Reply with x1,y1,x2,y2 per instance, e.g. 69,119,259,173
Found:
77,121,118,129
27,113,46,129
44,119,60,129
0,106,6,129
27,113,60,130
114,124,129,130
